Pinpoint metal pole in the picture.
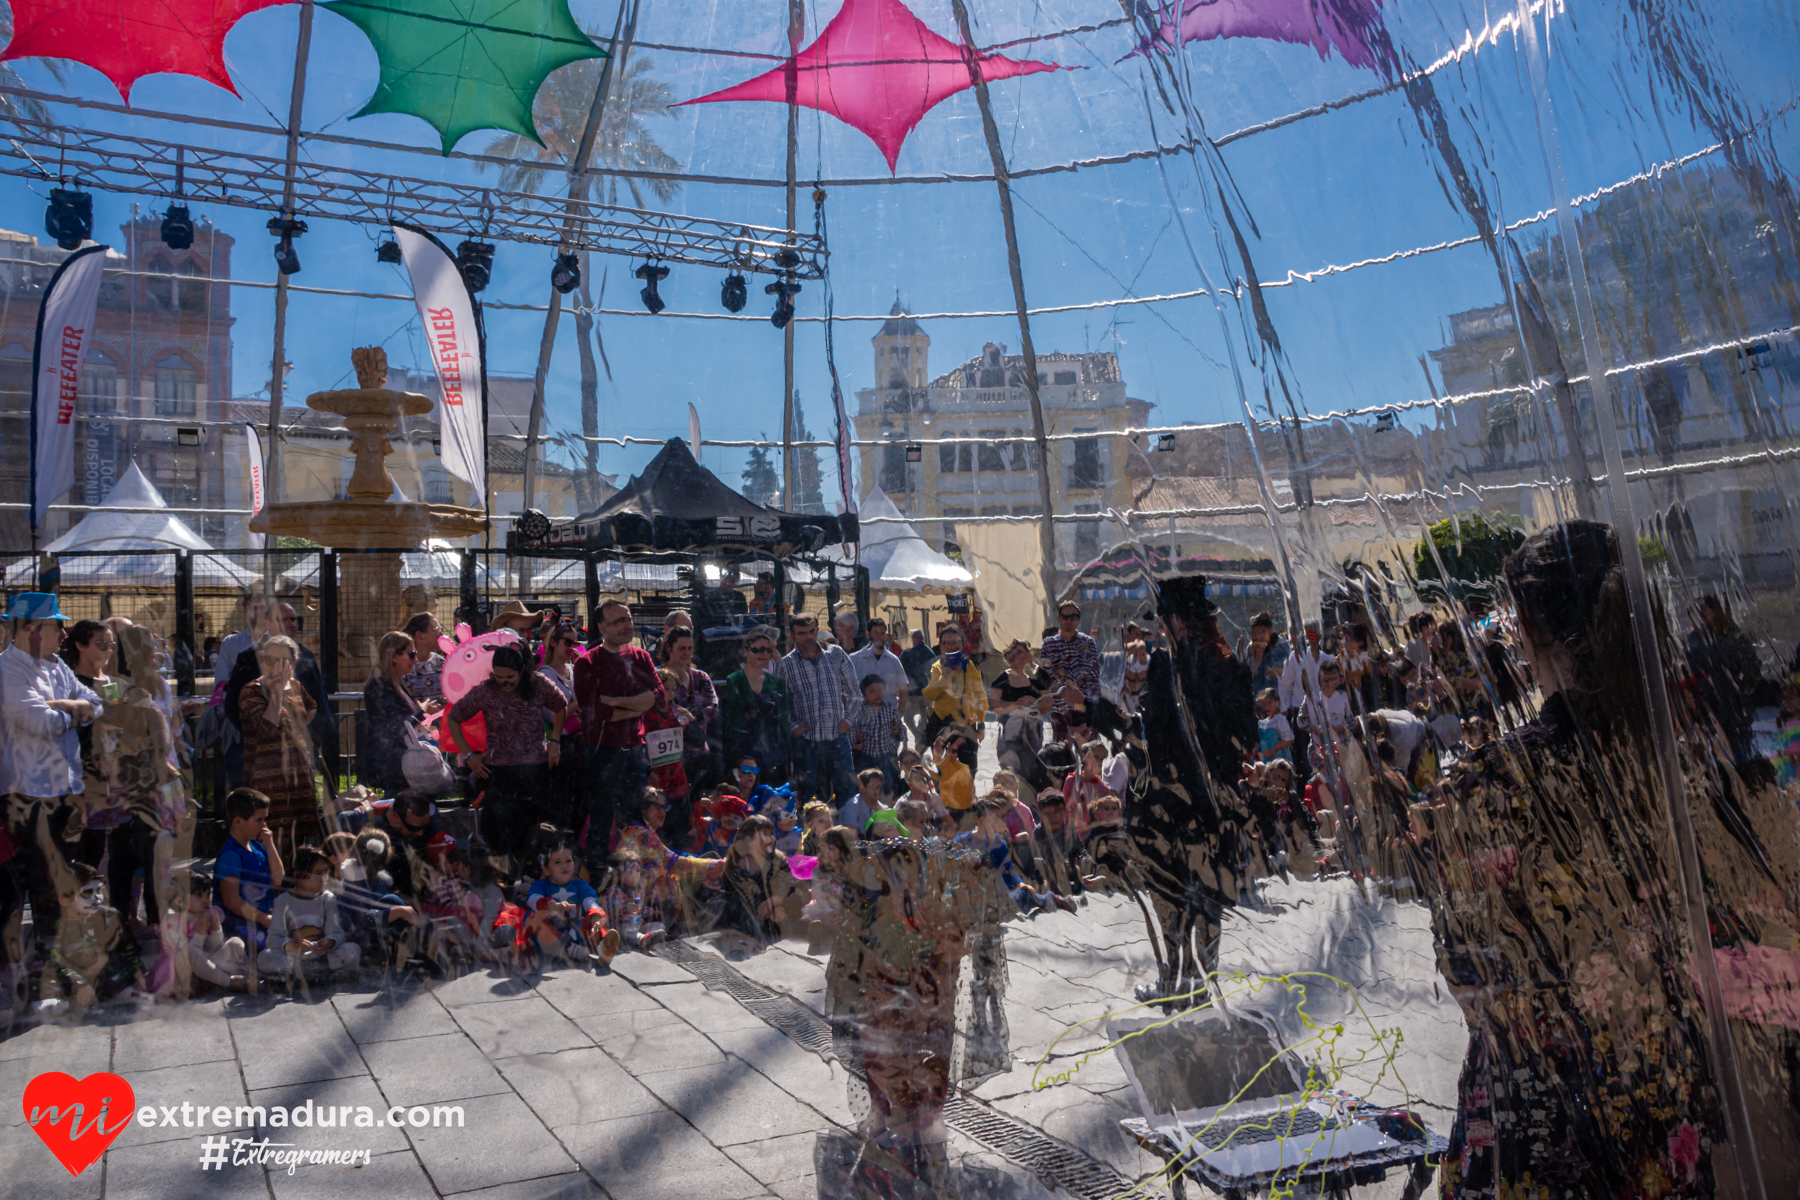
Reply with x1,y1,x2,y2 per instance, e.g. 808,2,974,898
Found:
780,0,802,508
947,0,1059,625
522,0,635,515
173,551,195,696
263,0,315,505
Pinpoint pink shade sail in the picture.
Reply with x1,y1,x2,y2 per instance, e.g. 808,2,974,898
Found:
0,0,289,102
678,0,1066,173
1132,0,1388,72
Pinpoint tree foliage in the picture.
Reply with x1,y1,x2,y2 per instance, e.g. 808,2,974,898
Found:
1413,511,1525,597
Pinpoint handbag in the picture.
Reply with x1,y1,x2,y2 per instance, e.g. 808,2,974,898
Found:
401,722,456,795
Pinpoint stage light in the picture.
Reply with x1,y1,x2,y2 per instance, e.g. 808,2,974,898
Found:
177,427,200,446
160,203,195,251
455,239,495,293
1154,433,1176,452
375,238,402,264
636,260,669,314
721,273,747,312
766,278,801,329
551,252,581,295
905,444,922,463
267,216,307,276
774,247,801,271
45,187,94,250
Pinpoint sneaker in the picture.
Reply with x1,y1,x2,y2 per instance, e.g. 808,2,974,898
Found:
594,928,621,970
633,927,666,951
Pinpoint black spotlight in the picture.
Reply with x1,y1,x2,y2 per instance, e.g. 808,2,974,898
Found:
45,187,94,251
375,238,402,264
636,260,669,314
550,252,581,295
774,246,801,271
720,272,747,313
455,239,495,293
766,278,801,329
267,216,307,276
160,203,195,251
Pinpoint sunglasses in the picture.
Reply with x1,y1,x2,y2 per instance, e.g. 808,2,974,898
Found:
400,647,419,659
746,645,773,655
735,764,760,775
1059,611,1081,620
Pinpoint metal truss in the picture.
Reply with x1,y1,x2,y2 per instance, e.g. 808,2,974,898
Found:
1,119,827,278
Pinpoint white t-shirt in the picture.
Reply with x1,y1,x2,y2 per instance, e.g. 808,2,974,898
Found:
1305,688,1350,733
1376,708,1426,768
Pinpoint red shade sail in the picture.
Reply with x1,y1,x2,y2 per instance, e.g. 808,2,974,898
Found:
0,0,290,102
678,0,1065,173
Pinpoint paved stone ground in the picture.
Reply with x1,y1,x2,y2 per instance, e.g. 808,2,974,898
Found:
5,876,1466,1199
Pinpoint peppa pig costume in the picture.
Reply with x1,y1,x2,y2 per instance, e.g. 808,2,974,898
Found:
435,624,523,753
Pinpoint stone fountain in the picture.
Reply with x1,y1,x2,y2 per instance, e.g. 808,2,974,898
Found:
250,346,487,684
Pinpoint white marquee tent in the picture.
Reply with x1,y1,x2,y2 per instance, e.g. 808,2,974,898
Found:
837,489,972,592
6,463,260,587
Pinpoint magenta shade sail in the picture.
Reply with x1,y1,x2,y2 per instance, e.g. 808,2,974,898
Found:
678,0,1065,173
1134,0,1387,71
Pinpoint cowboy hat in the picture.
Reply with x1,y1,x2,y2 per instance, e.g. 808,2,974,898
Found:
491,600,548,631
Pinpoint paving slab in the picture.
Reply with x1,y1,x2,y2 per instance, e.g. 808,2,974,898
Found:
1,1031,114,1130
332,988,461,1045
645,982,780,1035
107,1056,250,1150
451,995,594,1059
637,1058,828,1146
360,1031,511,1107
0,1130,105,1200
591,1006,727,1074
227,999,366,1092
104,1135,270,1200
531,970,665,1020
723,1130,827,1187
447,1172,603,1199
406,1091,578,1195
604,952,700,987
0,1018,113,1065
267,1147,436,1199
495,1045,662,1129
248,1071,415,1154
705,1026,857,1122
562,1109,768,1200
429,969,541,1009
112,1008,237,1074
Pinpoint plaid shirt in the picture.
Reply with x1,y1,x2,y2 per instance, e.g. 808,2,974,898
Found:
773,644,859,742
848,699,903,758
1038,631,1101,714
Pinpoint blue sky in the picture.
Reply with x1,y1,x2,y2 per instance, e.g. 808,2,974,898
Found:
2,0,1794,502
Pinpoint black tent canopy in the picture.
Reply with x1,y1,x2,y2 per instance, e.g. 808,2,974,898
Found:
508,438,858,555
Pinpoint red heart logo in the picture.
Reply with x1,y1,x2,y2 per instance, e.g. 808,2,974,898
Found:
22,1071,137,1176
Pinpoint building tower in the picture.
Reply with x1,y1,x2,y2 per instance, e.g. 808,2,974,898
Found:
872,299,928,391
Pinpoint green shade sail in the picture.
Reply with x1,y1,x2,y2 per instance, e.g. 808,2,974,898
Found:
324,0,606,154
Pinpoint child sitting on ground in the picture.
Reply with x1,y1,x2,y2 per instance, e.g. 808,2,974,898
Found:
261,847,361,981
839,768,883,834
903,763,949,827
322,829,424,965
422,845,486,938
798,801,835,856
697,795,747,857
164,869,247,993
991,771,1037,838
39,864,145,1013
524,838,619,969
215,787,282,956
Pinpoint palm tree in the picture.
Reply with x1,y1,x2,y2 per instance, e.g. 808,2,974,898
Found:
477,50,683,511
0,9,64,125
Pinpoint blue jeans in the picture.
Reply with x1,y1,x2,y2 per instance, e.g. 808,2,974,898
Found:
790,735,856,808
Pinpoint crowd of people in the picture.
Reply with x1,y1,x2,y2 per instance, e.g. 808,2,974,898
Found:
4,515,1800,1195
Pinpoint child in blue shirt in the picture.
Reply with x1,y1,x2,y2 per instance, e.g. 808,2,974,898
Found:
214,789,281,950
524,840,619,969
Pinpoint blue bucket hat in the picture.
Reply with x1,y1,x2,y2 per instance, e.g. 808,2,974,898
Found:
4,592,70,621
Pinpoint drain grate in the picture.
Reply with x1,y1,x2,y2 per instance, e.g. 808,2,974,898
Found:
656,939,840,1059
654,940,1139,1200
